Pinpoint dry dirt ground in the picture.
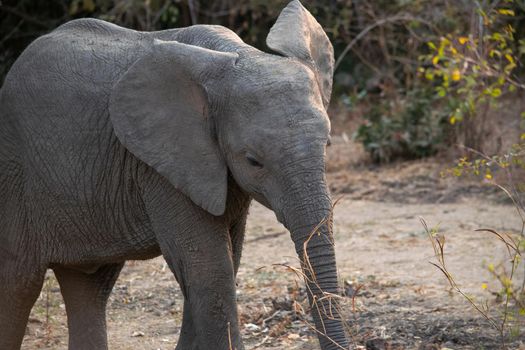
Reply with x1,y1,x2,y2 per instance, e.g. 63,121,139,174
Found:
22,138,525,350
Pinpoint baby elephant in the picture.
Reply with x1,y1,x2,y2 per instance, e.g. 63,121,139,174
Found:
0,1,348,349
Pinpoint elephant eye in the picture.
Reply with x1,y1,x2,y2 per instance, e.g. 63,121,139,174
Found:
246,154,263,168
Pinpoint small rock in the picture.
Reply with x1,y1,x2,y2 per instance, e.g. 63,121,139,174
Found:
287,333,300,340
245,323,261,331
131,331,145,337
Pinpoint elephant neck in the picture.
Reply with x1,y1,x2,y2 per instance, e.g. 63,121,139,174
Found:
224,174,252,225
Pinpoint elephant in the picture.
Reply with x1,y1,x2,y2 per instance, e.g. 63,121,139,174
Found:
0,1,348,349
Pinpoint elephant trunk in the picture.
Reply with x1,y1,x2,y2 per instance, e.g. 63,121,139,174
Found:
284,187,348,350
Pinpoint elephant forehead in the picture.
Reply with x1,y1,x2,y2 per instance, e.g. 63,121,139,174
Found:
232,55,321,101
271,134,328,163
244,110,330,149
252,101,329,129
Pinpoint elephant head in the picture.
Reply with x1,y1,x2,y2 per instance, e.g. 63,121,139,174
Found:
109,1,347,348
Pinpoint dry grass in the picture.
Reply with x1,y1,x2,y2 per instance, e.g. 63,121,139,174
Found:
422,180,525,350
268,197,353,350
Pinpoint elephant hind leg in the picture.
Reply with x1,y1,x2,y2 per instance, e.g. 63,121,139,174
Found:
53,263,124,350
0,261,46,350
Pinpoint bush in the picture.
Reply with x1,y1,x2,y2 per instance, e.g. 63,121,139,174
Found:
420,3,525,153
342,0,525,162
354,88,448,163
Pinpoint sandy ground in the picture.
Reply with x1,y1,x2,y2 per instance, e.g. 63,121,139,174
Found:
22,140,525,349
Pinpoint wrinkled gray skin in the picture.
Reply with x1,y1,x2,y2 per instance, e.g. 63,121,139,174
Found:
0,1,348,349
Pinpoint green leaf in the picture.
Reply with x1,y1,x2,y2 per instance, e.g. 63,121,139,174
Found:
491,88,502,98
436,86,447,97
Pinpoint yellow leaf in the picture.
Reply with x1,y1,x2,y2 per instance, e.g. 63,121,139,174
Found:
481,283,488,290
498,9,515,16
451,69,461,81
459,36,468,45
505,54,515,64
450,115,457,125
485,173,493,180
521,133,525,140
432,56,440,65
427,41,437,50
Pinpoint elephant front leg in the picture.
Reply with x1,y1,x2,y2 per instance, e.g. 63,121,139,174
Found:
176,213,248,350
176,214,247,350
175,302,198,350
144,189,244,350
164,226,242,350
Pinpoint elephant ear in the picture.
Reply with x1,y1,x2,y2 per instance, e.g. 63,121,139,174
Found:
266,0,334,109
109,39,237,216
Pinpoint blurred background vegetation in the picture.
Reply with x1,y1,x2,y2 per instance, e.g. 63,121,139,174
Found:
1,0,524,163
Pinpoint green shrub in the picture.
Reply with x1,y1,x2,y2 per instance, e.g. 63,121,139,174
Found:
354,88,448,163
